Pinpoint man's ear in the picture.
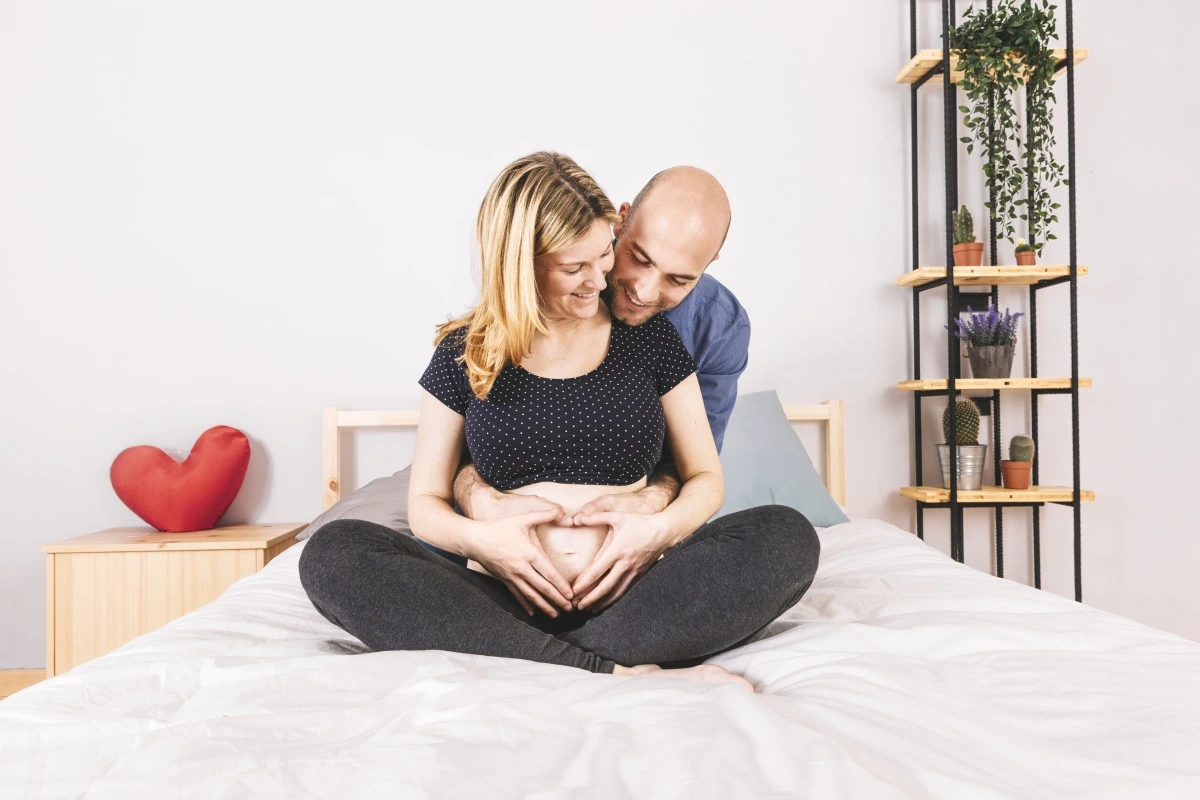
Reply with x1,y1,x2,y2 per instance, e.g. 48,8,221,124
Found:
614,202,631,238
709,251,721,264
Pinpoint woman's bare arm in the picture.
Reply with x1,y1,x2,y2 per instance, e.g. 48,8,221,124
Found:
649,373,725,547
407,389,481,555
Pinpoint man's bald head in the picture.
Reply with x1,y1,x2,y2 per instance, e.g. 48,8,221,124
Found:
607,166,732,326
626,166,732,263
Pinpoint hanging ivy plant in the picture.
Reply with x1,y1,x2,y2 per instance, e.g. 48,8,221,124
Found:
952,0,1066,255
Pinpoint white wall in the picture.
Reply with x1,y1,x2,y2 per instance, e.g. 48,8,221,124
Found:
2,1,1196,668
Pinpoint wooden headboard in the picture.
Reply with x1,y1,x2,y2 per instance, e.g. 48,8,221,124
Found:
321,400,845,510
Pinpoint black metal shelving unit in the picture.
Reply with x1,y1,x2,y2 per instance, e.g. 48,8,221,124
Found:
900,0,1090,600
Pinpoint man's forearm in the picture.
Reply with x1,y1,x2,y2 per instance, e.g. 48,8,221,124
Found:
453,462,497,519
642,462,682,512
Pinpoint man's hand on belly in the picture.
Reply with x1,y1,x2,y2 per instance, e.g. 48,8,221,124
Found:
570,511,671,611
466,486,572,526
454,463,572,525
571,484,672,524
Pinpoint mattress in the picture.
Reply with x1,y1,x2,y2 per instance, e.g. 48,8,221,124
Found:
2,518,1199,799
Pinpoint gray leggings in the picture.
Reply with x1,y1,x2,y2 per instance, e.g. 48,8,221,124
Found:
298,505,820,674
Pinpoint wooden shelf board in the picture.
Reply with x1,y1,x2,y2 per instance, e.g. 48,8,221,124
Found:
898,378,1092,391
896,48,1089,85
897,265,1089,287
900,485,1095,504
41,523,307,554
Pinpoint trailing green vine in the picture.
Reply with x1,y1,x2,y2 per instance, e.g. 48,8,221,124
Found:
952,0,1066,255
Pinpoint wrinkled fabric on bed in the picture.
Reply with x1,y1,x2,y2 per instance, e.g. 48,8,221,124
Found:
2,519,1199,799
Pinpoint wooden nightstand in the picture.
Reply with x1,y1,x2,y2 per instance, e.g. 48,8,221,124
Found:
42,522,305,676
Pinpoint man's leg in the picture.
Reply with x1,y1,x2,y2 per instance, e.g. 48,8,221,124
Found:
560,505,820,667
298,518,615,673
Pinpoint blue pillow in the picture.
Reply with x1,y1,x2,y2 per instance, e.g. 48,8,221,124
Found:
712,390,849,527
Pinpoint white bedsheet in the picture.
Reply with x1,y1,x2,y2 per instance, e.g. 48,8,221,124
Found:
2,518,1199,799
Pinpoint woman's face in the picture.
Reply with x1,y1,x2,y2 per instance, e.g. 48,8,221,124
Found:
534,219,614,322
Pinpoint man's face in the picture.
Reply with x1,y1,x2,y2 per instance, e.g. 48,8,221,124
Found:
608,201,717,326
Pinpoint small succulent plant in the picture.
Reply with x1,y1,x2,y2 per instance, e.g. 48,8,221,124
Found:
952,205,977,245
942,395,981,446
1009,434,1035,462
1015,238,1035,253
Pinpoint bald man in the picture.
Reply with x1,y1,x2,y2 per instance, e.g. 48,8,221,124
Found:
607,167,748,455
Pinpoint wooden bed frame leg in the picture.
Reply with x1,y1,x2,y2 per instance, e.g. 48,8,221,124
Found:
322,406,341,511
827,399,846,506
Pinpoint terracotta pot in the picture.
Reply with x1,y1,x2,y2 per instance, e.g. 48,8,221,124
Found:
1015,250,1036,266
953,242,984,267
1000,460,1033,490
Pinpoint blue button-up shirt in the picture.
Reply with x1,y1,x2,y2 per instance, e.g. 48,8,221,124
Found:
662,274,751,452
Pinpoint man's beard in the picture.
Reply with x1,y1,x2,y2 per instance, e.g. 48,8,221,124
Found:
608,279,666,326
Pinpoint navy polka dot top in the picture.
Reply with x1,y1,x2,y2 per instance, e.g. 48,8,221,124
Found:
419,315,697,490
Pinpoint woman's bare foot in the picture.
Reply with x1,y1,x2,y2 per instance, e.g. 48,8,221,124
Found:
613,663,755,692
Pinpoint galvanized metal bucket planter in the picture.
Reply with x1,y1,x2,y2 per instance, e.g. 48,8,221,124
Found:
968,344,1015,379
937,444,989,490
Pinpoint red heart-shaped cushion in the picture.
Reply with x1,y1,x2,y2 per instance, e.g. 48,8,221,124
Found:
110,425,251,532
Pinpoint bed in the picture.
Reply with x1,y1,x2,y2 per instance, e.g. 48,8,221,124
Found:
2,402,1199,798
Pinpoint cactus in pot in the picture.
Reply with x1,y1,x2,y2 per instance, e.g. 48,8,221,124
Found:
942,395,980,445
1015,238,1036,266
1001,433,1035,490
937,396,987,490
951,205,984,266
953,206,976,245
1009,434,1035,462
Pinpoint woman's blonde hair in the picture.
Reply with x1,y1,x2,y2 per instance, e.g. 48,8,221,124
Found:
436,152,618,400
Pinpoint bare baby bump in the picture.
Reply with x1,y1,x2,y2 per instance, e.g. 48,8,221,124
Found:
535,523,608,585
507,478,647,585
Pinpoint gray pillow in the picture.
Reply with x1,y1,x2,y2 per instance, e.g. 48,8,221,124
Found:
712,390,849,528
296,467,413,541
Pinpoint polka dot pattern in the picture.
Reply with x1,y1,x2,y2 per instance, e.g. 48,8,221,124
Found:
419,316,697,490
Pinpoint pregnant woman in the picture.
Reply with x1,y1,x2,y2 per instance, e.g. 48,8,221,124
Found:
300,152,820,687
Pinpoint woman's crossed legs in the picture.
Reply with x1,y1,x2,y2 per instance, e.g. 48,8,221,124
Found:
298,505,820,676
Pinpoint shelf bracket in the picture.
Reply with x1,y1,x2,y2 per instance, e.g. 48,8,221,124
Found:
913,63,944,89
954,290,993,315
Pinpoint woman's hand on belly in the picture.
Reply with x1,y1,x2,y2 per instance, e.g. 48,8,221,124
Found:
506,480,648,600
464,508,577,617
569,510,673,611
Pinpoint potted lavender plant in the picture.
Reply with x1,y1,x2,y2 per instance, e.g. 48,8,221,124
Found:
949,304,1023,379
